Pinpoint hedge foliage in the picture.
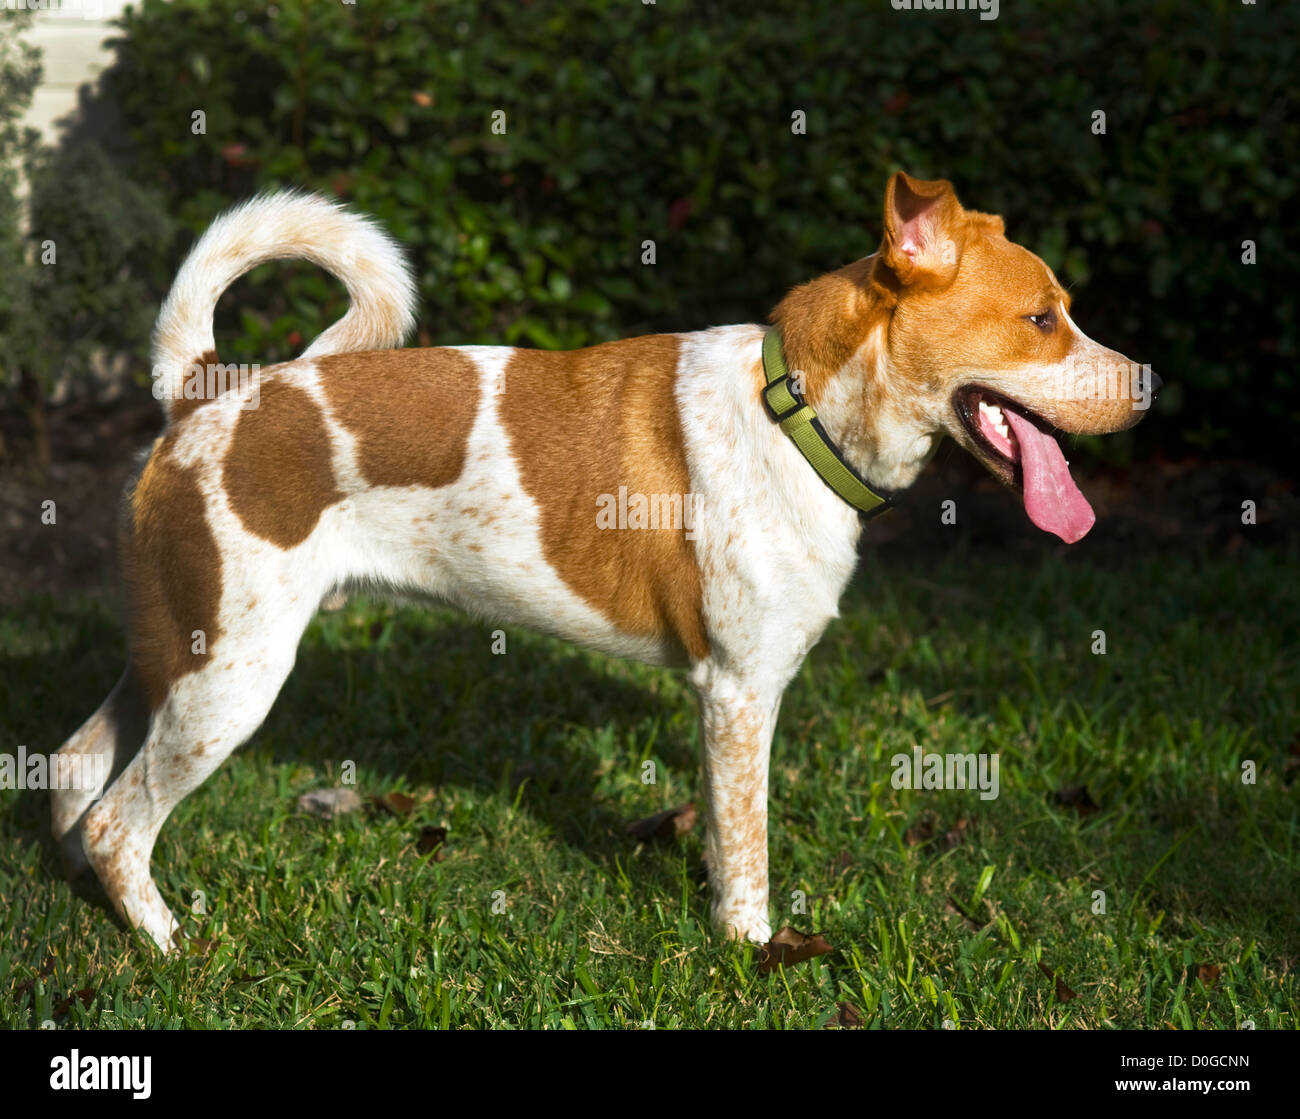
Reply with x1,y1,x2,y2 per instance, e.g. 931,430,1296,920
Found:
13,0,1300,461
0,8,41,395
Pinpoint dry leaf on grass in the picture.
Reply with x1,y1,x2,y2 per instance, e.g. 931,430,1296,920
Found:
1053,785,1100,816
1036,960,1079,1002
14,956,56,998
904,815,969,849
1194,963,1222,989
626,802,696,841
418,825,447,859
51,988,95,1018
297,788,363,819
371,792,415,817
832,1001,863,1028
187,936,219,958
758,926,835,974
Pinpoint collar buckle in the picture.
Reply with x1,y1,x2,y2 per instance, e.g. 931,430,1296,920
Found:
760,326,896,520
762,373,811,425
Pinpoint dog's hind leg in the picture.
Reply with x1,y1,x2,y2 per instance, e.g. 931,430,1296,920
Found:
51,669,150,877
80,601,315,953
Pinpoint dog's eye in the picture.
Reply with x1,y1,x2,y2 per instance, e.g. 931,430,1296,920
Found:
1026,309,1057,332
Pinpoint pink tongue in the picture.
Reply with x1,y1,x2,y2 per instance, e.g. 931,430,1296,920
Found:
1003,410,1095,543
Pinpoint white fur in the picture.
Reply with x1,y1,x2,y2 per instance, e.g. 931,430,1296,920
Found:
675,326,863,940
151,191,417,419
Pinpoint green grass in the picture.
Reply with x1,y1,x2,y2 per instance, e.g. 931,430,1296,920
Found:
1,546,1297,1029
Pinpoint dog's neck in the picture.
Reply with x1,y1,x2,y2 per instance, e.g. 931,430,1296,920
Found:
770,255,942,496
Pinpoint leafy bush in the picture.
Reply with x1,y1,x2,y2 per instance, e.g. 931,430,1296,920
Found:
0,12,174,464
22,142,174,388
22,0,1300,461
0,7,42,451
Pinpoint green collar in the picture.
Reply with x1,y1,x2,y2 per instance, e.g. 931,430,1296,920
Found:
761,327,894,519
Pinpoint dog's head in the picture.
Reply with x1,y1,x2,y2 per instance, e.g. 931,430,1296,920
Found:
871,172,1158,542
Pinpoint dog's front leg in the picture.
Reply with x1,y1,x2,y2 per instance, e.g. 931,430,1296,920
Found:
694,674,782,944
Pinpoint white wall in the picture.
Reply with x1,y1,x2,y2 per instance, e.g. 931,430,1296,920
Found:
21,0,135,143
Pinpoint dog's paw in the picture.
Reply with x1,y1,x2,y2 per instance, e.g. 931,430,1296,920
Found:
716,908,772,946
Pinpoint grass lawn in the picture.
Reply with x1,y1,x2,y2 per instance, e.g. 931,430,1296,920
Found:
1,545,1296,1029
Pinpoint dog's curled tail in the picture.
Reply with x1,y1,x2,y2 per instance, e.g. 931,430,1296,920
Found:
150,190,417,421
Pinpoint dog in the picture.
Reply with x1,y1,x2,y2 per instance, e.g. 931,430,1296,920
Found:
51,173,1157,951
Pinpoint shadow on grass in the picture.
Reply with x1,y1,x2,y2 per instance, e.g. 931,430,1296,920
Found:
4,543,1297,947
1,599,696,911
267,614,696,852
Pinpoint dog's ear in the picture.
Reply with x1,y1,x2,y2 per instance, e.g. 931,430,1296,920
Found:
881,172,966,289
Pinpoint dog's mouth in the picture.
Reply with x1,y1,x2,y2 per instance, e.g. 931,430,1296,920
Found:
953,386,1095,544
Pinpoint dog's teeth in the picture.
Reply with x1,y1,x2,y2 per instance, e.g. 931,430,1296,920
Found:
979,400,1008,439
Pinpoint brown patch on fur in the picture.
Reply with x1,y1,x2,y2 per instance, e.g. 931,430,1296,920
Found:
770,258,880,407
168,349,220,424
771,174,1073,408
886,232,1073,377
224,379,343,547
771,172,1143,472
769,198,1049,412
122,441,224,709
501,336,709,662
317,348,479,490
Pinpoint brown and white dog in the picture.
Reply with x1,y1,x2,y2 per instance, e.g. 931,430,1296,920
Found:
52,173,1156,952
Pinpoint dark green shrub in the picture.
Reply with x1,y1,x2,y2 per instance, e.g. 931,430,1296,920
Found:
0,8,42,455
22,141,174,388
0,12,174,465
34,0,1300,461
